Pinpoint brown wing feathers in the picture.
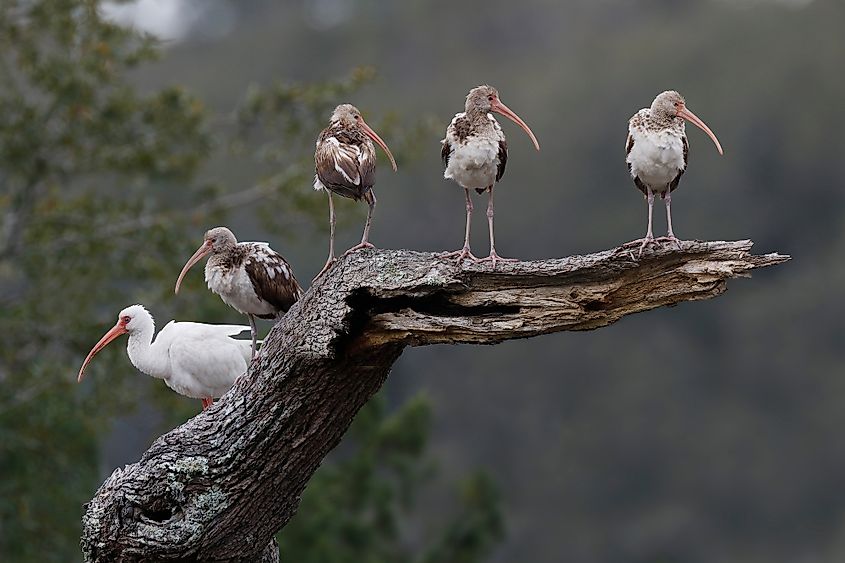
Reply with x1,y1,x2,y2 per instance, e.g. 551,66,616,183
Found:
243,247,302,319
315,127,375,201
626,133,649,196
669,135,689,193
495,138,508,182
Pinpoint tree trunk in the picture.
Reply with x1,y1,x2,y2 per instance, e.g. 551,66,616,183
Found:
80,241,788,562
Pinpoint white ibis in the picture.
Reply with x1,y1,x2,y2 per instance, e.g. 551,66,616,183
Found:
77,305,252,410
440,85,540,267
625,90,724,256
313,103,397,278
174,226,302,358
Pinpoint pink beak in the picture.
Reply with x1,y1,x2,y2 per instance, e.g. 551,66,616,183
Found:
359,118,398,172
175,240,212,294
491,98,541,151
677,105,724,156
77,322,128,382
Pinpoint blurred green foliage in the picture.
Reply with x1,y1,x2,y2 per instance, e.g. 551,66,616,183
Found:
0,1,210,559
6,0,845,561
205,2,842,562
0,1,496,561
281,395,502,563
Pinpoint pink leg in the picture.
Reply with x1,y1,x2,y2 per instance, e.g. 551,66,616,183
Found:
439,188,479,263
623,188,657,257
478,185,517,268
656,189,681,250
344,190,377,256
248,314,258,360
201,397,213,410
314,192,337,280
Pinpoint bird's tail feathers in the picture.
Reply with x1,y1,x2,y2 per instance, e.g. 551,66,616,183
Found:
218,324,251,337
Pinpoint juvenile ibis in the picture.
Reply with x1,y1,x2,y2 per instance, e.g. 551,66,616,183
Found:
313,104,397,278
440,85,540,267
625,90,724,256
77,305,252,410
174,226,302,358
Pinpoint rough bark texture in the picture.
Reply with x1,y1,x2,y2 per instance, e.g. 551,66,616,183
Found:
80,241,788,562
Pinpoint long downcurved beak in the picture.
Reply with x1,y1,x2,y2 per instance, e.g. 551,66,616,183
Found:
175,241,212,294
359,119,398,172
77,323,128,382
491,99,541,151
677,106,724,155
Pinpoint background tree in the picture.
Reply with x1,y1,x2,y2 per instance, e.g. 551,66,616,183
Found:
0,1,208,558
4,0,844,561
0,1,497,561
280,395,503,563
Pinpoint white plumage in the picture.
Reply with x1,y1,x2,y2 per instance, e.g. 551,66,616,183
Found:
443,113,504,190
626,109,687,190
439,85,539,266
175,227,302,360
78,305,252,409
623,90,723,256
204,244,288,318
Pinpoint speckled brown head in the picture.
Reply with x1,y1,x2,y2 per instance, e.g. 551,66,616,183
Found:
328,104,397,171
650,90,685,119
174,226,238,294
463,85,540,151
464,85,499,113
204,226,238,253
650,90,723,155
329,104,363,129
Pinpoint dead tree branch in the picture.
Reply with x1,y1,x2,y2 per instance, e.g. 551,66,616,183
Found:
80,240,788,562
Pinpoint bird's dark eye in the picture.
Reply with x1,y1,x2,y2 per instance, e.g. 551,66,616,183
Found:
488,95,494,101
121,316,131,324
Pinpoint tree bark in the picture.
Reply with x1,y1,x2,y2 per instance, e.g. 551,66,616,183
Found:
80,241,788,562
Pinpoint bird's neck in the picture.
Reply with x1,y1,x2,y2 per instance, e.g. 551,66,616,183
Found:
465,107,490,122
126,326,169,381
206,247,244,279
648,110,681,131
330,124,367,145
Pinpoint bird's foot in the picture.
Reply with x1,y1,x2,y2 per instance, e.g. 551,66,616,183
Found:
343,241,376,257
313,257,336,281
438,246,480,264
622,236,657,258
201,397,213,410
656,235,682,250
478,251,518,269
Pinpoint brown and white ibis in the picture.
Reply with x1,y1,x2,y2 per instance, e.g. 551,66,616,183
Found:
440,85,540,267
174,226,302,358
625,90,724,256
77,305,252,410
313,103,397,278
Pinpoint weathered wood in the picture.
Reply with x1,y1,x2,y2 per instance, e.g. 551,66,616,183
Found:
80,241,788,562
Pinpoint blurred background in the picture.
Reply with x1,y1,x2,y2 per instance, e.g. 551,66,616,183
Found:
1,0,843,561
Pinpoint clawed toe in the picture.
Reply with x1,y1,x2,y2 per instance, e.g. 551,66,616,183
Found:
656,236,682,250
343,242,375,257
313,258,336,281
478,252,517,269
438,247,480,264
622,234,683,258
622,237,657,258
